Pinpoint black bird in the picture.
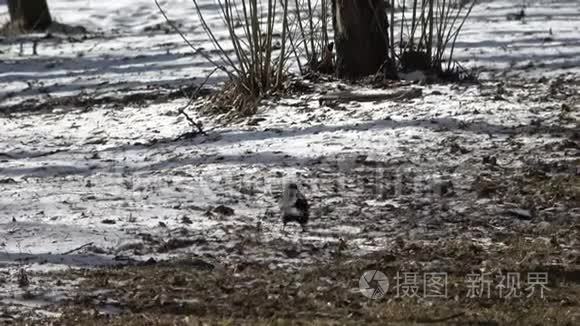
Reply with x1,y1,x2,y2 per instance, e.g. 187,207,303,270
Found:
279,183,309,232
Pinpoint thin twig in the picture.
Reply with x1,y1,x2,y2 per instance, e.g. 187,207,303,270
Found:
191,0,241,77
154,0,232,79
61,242,94,255
177,67,220,137
417,312,466,323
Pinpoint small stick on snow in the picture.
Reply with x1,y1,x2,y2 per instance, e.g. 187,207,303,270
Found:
319,88,422,104
61,242,94,255
176,67,219,138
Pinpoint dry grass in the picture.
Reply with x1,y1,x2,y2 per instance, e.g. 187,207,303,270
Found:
204,74,288,120
15,235,579,325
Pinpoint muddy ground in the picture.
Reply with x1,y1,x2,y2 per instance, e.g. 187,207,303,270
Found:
1,74,579,324
1,0,579,324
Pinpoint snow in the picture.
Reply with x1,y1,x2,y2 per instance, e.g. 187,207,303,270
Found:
0,0,579,315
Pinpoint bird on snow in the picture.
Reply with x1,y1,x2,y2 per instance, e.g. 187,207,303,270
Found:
279,182,310,232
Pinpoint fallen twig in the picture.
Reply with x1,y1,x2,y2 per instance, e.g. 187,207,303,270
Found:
61,242,94,255
175,67,220,139
319,88,423,104
0,149,64,160
417,312,466,323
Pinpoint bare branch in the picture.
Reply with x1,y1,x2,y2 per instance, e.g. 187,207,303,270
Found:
153,0,233,79
176,67,220,138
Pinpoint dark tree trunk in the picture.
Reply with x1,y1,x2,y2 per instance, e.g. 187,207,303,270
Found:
332,0,389,79
8,0,52,32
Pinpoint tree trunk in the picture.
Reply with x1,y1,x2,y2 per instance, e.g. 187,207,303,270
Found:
8,0,52,32
332,0,388,79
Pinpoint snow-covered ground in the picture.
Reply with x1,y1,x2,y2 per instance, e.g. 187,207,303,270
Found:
0,0,579,319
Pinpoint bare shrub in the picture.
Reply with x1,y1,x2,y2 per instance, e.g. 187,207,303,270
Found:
287,0,332,74
390,0,477,73
191,0,295,115
156,0,332,117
